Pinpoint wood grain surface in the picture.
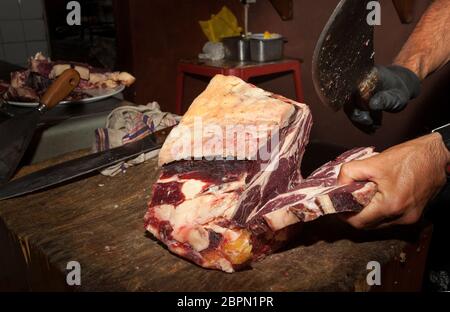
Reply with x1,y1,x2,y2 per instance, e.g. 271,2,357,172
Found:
0,153,428,291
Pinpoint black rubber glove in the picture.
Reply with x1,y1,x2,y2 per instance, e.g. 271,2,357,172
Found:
349,65,421,128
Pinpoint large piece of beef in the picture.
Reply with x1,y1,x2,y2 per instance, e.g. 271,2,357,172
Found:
144,75,377,272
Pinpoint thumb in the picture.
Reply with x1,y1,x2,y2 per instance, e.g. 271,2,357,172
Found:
368,91,388,111
337,159,374,185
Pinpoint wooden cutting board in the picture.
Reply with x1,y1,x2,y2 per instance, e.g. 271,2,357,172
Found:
0,150,431,291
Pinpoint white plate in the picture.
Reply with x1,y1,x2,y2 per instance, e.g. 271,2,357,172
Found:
5,85,125,108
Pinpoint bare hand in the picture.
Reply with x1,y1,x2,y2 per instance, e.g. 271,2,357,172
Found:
338,133,449,229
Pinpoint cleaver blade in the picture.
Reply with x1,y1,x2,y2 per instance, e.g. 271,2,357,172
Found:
312,0,380,127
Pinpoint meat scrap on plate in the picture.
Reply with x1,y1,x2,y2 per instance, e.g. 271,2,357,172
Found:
0,52,135,103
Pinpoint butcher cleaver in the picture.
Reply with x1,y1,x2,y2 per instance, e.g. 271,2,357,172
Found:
312,0,381,133
0,126,173,201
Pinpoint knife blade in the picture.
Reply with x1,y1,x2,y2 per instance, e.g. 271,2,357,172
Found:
0,69,80,185
0,126,173,201
312,0,381,132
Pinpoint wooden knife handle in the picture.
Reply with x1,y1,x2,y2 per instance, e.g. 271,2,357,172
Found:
392,0,415,24
40,69,81,110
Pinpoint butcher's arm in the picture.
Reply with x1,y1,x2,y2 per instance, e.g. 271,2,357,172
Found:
394,0,450,80
349,0,450,127
338,134,450,229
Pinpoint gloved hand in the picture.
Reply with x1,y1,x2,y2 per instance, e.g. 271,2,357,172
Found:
349,65,421,128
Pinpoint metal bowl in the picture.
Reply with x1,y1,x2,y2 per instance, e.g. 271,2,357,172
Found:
249,33,284,62
222,36,251,62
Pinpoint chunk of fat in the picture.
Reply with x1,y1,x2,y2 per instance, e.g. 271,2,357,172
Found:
206,224,240,242
154,204,175,221
160,175,246,196
181,179,206,199
206,224,227,234
216,258,234,273
171,193,238,229
315,195,334,214
206,179,245,195
170,193,240,247
170,243,234,272
352,182,377,205
50,64,90,80
264,208,300,232
186,227,210,252
259,185,333,231
157,176,180,183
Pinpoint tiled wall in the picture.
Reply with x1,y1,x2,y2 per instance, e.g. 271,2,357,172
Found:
0,0,49,67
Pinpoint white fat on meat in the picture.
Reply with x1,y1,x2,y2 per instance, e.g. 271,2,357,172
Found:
152,173,247,252
262,185,332,231
181,179,206,199
206,224,241,242
155,194,237,252
158,75,296,166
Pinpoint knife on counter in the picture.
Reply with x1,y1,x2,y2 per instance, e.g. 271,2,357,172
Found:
0,126,174,201
0,69,81,185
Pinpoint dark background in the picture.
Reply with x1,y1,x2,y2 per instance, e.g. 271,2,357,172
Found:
45,0,117,68
111,0,449,151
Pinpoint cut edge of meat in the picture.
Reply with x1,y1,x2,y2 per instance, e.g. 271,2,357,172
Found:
250,147,378,233
157,74,298,167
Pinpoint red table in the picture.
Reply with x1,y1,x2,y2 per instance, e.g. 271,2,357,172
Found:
176,58,304,114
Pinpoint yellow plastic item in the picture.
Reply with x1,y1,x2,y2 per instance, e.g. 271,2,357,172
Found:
199,6,242,43
263,31,272,39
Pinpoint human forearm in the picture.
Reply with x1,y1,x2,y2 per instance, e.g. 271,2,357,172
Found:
394,0,450,80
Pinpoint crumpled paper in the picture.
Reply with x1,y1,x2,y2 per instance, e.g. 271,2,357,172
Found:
199,6,242,42
198,41,225,61
93,102,180,176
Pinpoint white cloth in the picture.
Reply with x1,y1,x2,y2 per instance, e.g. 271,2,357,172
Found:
93,102,180,176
